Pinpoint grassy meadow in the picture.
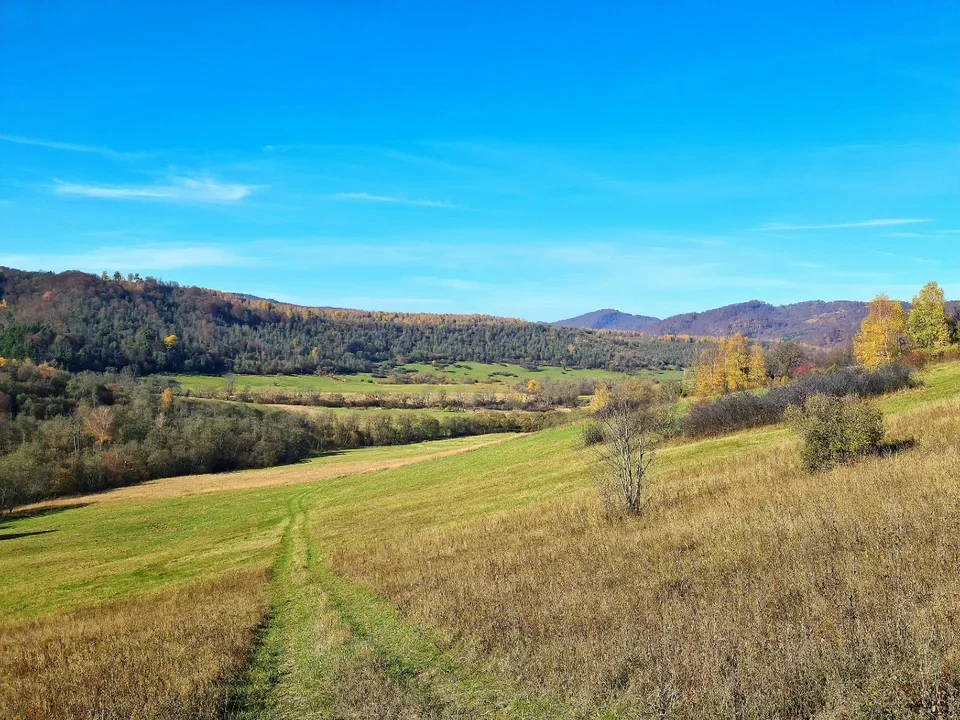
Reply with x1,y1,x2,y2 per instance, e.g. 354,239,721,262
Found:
2,363,959,717
173,362,680,397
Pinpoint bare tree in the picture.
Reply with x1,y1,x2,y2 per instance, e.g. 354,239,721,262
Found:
591,384,675,517
82,406,116,448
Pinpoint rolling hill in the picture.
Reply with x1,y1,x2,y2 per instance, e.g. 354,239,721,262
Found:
552,308,660,332
0,267,702,375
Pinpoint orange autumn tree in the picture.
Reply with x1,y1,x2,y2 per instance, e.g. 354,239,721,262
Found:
854,294,907,369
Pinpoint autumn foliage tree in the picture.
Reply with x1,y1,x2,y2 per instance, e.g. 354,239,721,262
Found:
853,295,907,369
748,343,767,387
906,281,951,351
695,334,766,396
589,384,610,413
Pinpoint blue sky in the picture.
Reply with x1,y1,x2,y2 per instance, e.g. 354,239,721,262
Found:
1,1,958,321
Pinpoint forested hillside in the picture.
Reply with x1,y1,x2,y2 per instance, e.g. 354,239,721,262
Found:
0,268,703,375
648,299,874,345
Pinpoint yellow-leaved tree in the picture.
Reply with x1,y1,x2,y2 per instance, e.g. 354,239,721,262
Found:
907,281,951,350
854,294,906,369
747,343,767,388
589,384,610,413
694,345,723,396
695,333,753,396
723,334,750,391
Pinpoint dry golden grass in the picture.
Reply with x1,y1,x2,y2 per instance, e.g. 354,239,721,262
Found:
333,398,960,717
23,433,518,508
0,570,269,720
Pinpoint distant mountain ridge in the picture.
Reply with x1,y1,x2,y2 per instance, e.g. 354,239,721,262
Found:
553,308,660,332
555,299,918,346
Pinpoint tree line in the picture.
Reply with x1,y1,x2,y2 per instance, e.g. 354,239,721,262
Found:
0,360,548,512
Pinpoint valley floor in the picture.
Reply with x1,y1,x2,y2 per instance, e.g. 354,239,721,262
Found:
2,364,960,718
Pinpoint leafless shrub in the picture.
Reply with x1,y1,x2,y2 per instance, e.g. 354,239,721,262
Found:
590,381,677,517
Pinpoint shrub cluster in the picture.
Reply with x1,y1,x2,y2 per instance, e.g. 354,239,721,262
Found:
684,365,912,438
786,395,884,471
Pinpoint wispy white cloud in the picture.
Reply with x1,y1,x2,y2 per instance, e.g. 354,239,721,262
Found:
53,176,258,203
0,133,145,159
754,218,932,231
328,192,454,208
0,243,257,272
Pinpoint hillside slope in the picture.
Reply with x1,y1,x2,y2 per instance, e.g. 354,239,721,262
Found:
0,267,703,374
650,299,872,345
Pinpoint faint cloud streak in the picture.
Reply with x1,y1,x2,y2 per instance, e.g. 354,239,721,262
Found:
53,177,258,203
0,243,258,272
754,218,932,231
328,192,454,208
0,133,146,160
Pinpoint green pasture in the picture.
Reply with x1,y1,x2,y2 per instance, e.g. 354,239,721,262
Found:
170,362,682,397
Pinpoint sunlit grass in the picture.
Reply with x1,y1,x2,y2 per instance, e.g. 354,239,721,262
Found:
2,361,959,717
172,362,679,397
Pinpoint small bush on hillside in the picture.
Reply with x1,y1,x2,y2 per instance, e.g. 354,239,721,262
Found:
684,364,912,438
786,395,884,472
581,422,604,446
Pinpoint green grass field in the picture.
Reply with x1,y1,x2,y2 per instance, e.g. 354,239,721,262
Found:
172,362,682,397
4,361,960,718
194,396,460,420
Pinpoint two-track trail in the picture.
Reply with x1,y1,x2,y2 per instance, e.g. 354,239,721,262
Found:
226,491,620,720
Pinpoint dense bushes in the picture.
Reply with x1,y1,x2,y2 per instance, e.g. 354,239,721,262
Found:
684,365,913,438
0,364,318,510
787,395,884,471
